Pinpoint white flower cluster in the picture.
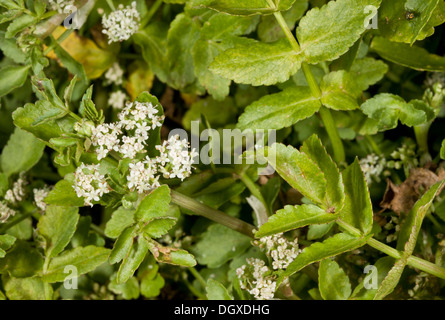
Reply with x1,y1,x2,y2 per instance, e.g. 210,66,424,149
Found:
236,258,277,300
33,186,52,212
127,157,160,193
359,153,387,184
47,0,74,14
255,233,300,270
104,63,124,86
73,164,110,207
90,101,164,160
109,90,127,110
0,201,16,223
102,2,140,44
4,173,27,205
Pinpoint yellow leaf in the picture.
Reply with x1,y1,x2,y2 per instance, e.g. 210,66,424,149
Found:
125,61,154,101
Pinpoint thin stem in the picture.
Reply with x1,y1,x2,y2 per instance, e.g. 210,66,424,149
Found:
170,190,256,238
414,122,432,164
189,267,207,289
141,0,163,29
90,223,108,238
43,29,74,55
239,173,270,217
365,135,383,155
272,11,345,163
105,0,116,11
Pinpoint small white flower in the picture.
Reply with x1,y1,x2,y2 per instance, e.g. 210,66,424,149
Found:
0,201,16,223
33,186,52,212
236,258,277,300
104,63,124,86
4,172,27,204
255,233,300,270
359,153,386,184
109,90,127,110
126,157,160,193
73,164,110,207
102,2,140,44
47,0,74,14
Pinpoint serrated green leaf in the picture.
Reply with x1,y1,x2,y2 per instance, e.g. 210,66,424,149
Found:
301,135,345,211
45,179,85,207
319,259,351,300
109,225,137,265
5,14,36,38
105,207,135,239
256,204,337,237
338,159,373,235
108,275,140,300
117,237,149,284
350,57,388,91
0,0,23,10
237,87,321,130
374,258,407,300
37,205,79,258
260,143,328,208
320,71,362,111
142,217,177,239
0,31,26,64
371,36,445,72
206,279,233,300
0,127,45,177
361,94,431,131
210,38,303,86
202,0,296,16
307,222,334,240
141,273,165,298
297,0,382,64
135,185,171,224
2,276,52,300
280,233,370,282
42,246,110,283
0,64,30,97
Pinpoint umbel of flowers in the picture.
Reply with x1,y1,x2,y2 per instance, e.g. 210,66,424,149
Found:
73,97,198,207
101,1,140,44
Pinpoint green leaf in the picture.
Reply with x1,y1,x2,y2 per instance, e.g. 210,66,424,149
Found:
37,205,79,258
349,57,388,91
117,237,149,284
338,159,373,235
42,246,110,283
319,259,352,300
0,64,30,97
280,233,370,282
374,258,407,300
192,224,251,268
260,143,328,208
168,249,197,267
210,38,303,86
45,179,85,207
361,94,431,131
237,87,321,130
0,234,16,258
371,36,445,72
0,0,23,10
105,207,135,239
320,71,362,111
0,127,45,177
201,0,296,16
5,14,36,38
108,275,140,300
0,31,26,64
256,204,337,237
297,0,382,64
135,185,171,224
2,276,52,300
441,140,445,160
206,279,233,300
109,225,137,265
141,273,165,298
307,222,334,240
0,241,44,278
301,135,345,211
142,217,177,239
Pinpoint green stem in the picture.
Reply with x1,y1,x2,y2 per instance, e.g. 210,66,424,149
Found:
414,122,432,164
43,29,74,55
170,190,256,238
272,11,345,163
365,135,383,155
189,267,207,289
239,173,270,217
140,0,163,29
105,0,116,11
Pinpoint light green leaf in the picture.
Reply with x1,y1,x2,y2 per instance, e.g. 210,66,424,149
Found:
280,233,370,282
5,14,36,38
142,217,177,239
350,57,388,91
0,241,44,278
260,143,327,208
37,205,79,258
108,275,140,300
135,185,171,224
256,204,337,237
0,65,30,97
297,0,382,64
441,140,445,160
109,225,137,265
374,258,407,300
307,222,334,240
140,273,165,298
361,93,431,131
319,259,352,300
117,237,149,284
3,276,52,300
237,87,321,130
301,134,345,211
0,31,26,64
210,38,303,86
192,224,251,268
320,71,361,111
42,246,110,283
0,0,23,10
44,179,85,207
206,279,233,300
0,127,45,177
201,0,296,16
338,159,373,235
0,234,16,258
371,36,445,72
105,207,135,239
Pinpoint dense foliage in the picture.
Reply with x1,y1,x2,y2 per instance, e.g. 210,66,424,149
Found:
0,0,445,300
